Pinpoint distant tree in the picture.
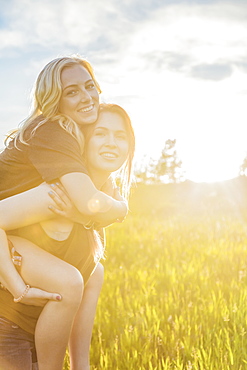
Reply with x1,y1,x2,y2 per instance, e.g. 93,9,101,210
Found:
134,165,150,184
153,139,183,183
134,158,156,184
134,140,184,184
240,154,247,176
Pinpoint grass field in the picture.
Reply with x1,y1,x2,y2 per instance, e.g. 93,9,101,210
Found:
64,180,247,369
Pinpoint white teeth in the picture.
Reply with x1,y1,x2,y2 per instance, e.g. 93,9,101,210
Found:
101,153,117,158
79,105,93,113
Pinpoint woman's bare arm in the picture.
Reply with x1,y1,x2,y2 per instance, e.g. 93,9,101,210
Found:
0,184,58,230
60,172,128,224
0,173,127,231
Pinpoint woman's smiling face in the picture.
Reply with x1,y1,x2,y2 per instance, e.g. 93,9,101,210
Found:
58,64,99,125
85,111,129,176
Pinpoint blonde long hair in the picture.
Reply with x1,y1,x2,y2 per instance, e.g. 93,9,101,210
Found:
6,55,101,153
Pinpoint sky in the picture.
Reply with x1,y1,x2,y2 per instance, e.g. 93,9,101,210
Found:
0,0,247,183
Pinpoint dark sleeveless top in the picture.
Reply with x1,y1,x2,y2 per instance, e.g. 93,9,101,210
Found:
0,223,96,335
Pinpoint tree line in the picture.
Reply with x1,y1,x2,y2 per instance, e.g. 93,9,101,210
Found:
134,139,247,184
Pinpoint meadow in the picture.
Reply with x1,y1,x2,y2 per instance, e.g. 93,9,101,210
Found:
64,179,247,369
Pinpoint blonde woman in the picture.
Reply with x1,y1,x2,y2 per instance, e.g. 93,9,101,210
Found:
0,54,134,370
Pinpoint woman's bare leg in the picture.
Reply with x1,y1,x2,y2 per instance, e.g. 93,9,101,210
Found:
8,236,84,370
69,262,104,370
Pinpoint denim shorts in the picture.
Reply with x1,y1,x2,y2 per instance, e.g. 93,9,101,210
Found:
0,316,38,370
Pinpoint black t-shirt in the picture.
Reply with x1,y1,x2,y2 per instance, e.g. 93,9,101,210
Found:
0,117,88,199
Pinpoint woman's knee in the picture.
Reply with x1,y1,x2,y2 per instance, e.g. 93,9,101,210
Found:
58,265,84,306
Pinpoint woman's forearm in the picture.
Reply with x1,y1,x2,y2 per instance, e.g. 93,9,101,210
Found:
60,172,128,222
0,175,127,232
0,184,56,230
90,198,127,226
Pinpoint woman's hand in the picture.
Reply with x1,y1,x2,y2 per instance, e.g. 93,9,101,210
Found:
48,182,74,217
48,183,91,225
20,287,62,307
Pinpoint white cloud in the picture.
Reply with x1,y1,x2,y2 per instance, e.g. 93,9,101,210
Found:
125,1,247,75
0,0,137,53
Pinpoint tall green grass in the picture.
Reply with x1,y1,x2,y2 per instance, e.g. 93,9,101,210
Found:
64,183,247,369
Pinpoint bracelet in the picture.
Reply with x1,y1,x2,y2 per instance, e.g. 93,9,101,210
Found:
13,285,30,303
84,220,94,230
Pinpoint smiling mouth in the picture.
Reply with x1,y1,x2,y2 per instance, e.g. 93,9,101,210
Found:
78,105,94,113
101,153,118,159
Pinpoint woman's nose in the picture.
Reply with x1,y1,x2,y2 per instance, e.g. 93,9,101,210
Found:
105,135,117,147
80,88,92,102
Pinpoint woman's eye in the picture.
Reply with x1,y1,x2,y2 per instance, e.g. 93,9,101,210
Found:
95,131,105,137
67,90,78,96
116,134,127,140
86,83,95,90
